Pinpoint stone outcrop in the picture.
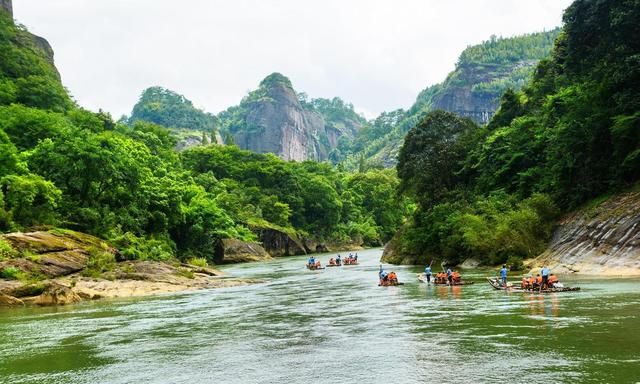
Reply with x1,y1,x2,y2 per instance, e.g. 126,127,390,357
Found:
1,0,11,18
534,190,640,275
31,283,82,306
257,228,306,257
213,238,271,264
0,230,117,278
230,73,361,161
0,293,23,306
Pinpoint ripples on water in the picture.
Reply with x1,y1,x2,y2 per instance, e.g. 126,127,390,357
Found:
1,249,639,384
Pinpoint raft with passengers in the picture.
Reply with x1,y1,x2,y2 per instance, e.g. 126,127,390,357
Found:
487,265,580,293
378,265,403,286
305,256,324,270
417,264,473,286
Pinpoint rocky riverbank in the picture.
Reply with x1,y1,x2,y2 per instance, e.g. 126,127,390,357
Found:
382,189,640,276
532,189,640,276
0,230,259,307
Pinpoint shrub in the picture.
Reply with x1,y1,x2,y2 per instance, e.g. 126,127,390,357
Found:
109,231,175,261
176,268,194,279
0,239,17,260
83,247,116,278
0,266,25,280
187,257,208,268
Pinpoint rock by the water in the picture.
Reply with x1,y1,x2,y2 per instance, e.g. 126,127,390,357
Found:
32,283,81,306
258,228,306,257
534,190,640,275
214,239,271,264
0,293,23,306
0,230,118,278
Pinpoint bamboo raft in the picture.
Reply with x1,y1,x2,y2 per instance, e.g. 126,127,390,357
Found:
487,277,580,293
417,274,474,285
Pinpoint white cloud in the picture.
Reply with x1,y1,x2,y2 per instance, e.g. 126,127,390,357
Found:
14,0,573,118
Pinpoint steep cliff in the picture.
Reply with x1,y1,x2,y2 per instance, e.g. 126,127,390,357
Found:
1,1,59,79
349,30,559,168
534,190,640,275
219,73,365,161
1,0,11,18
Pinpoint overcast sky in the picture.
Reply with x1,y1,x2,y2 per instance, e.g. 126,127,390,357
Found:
15,0,573,119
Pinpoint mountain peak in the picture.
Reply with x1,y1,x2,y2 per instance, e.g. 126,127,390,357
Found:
259,72,293,90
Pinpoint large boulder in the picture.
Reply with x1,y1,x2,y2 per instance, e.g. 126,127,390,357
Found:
31,283,81,306
214,239,271,264
257,228,306,257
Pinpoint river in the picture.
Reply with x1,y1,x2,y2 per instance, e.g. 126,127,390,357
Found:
1,248,639,383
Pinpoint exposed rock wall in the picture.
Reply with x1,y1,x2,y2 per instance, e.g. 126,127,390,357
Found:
534,190,640,275
257,228,306,257
1,0,11,18
229,74,362,162
234,81,323,161
213,238,271,264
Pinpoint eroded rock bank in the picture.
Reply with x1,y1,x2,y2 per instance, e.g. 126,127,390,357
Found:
533,190,640,276
0,230,258,307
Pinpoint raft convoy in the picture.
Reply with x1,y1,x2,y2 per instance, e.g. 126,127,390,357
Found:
307,255,581,293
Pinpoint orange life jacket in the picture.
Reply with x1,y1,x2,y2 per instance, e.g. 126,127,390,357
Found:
536,276,542,284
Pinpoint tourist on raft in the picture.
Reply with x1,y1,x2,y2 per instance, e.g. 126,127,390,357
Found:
541,266,551,291
424,264,432,283
336,255,342,265
500,264,508,286
446,268,453,285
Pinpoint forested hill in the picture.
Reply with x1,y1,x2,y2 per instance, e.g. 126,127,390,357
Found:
383,0,640,267
127,87,220,150
339,29,560,168
0,9,409,268
218,73,366,162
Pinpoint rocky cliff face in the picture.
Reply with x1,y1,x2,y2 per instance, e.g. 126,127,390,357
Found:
430,61,537,124
1,0,59,79
221,73,363,162
534,190,640,275
1,0,11,18
234,80,321,161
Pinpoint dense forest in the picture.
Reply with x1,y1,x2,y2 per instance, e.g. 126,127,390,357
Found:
385,0,640,267
0,10,408,266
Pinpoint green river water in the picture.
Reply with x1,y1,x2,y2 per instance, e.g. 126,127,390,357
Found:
1,248,639,383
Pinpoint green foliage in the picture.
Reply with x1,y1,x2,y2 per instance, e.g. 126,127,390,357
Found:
83,247,116,278
1,174,61,227
394,0,640,265
176,268,195,279
0,12,70,112
397,111,477,204
128,86,218,132
108,232,174,262
0,238,17,260
0,266,24,280
458,30,560,66
187,257,208,268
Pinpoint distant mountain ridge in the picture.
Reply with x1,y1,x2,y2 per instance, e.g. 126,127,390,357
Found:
126,31,558,164
342,29,560,168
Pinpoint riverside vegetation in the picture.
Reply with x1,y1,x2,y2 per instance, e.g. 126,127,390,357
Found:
0,7,409,300
384,0,640,268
